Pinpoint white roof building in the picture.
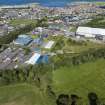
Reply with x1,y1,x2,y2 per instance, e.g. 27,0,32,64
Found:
76,27,105,38
44,41,55,49
25,53,41,65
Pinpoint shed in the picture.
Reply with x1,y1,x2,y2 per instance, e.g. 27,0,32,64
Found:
44,41,55,49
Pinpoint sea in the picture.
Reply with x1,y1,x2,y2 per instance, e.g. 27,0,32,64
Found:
0,0,103,7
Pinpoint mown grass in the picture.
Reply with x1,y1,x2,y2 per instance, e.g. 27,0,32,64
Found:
52,58,105,104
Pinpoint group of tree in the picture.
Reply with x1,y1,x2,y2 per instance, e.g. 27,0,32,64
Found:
84,17,105,28
66,38,87,46
0,64,52,86
52,47,105,69
36,17,48,27
0,24,35,45
0,44,105,87
56,92,102,105
0,43,105,104
0,17,48,46
51,36,65,52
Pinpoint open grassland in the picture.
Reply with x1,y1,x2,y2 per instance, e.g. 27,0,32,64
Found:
95,2,105,6
49,35,105,53
0,35,105,104
0,59,105,104
0,83,55,105
84,17,105,28
63,39,104,53
9,19,36,26
52,58,105,104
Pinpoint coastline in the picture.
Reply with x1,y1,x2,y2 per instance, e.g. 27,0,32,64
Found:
0,1,105,9
0,3,40,9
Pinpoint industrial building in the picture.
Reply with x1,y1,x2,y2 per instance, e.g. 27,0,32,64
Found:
44,41,55,49
13,35,32,46
25,53,41,65
76,27,105,40
25,53,49,65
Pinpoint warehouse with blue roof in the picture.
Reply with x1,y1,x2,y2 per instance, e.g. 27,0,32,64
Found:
25,53,49,65
14,35,33,46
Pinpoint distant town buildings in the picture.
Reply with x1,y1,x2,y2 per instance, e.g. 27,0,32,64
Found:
0,2,105,69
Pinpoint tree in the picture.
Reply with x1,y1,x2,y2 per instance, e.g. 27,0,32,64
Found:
71,94,79,105
88,92,98,105
56,94,70,105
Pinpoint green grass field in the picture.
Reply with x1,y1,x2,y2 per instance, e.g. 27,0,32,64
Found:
0,83,55,105
84,17,105,28
52,58,105,104
48,36,105,53
0,59,105,104
9,19,36,26
95,2,105,6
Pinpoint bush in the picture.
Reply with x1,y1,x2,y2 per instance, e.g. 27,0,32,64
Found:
56,94,70,105
88,92,98,105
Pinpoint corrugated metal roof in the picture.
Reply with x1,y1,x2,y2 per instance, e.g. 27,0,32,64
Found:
44,41,55,49
25,53,41,65
76,27,105,37
14,35,32,45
